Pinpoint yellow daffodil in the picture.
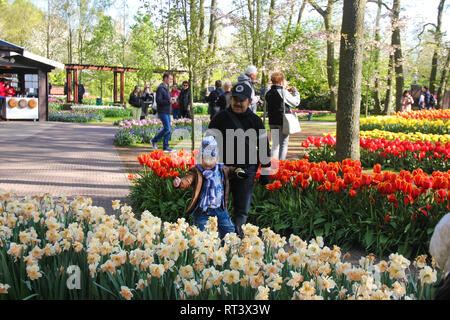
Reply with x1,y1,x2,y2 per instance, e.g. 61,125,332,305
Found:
419,266,437,285
0,284,10,294
120,286,133,300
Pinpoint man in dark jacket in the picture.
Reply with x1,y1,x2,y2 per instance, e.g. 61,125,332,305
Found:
218,81,232,111
206,80,225,120
179,81,191,118
152,73,174,152
78,83,85,104
208,82,271,238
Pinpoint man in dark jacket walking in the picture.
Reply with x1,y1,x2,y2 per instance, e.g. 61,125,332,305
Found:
208,82,271,238
78,83,85,104
152,73,174,152
218,81,232,111
179,81,191,118
206,80,225,120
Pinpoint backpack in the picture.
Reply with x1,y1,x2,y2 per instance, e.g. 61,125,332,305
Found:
430,94,436,107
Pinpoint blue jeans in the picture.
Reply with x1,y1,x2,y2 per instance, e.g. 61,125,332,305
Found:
193,208,235,239
230,166,257,238
152,113,172,150
173,108,181,120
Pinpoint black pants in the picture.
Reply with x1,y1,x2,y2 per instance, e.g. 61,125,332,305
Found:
230,165,258,238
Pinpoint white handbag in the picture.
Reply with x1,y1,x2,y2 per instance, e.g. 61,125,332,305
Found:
282,90,302,135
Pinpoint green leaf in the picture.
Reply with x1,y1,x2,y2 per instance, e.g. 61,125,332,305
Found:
324,222,332,235
314,229,324,237
22,293,39,301
365,229,374,247
314,218,327,225
93,281,118,299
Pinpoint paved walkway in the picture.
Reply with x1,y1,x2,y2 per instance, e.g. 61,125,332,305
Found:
0,121,130,211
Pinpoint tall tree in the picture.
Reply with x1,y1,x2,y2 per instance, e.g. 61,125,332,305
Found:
429,0,446,94
130,13,158,83
392,0,404,112
203,0,219,88
379,0,404,114
296,0,307,28
179,0,201,150
372,0,382,114
308,0,338,113
437,44,450,108
84,15,119,98
336,0,367,162
0,0,45,50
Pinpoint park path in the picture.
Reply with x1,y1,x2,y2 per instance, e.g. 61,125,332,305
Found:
0,121,130,211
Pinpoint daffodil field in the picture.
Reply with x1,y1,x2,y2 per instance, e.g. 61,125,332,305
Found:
130,148,447,258
0,191,443,300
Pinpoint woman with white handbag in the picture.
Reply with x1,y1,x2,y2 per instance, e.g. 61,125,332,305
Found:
265,72,301,160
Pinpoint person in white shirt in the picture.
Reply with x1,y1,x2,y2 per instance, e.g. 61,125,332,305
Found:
265,72,301,160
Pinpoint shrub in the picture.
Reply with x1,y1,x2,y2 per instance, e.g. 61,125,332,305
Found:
49,110,104,123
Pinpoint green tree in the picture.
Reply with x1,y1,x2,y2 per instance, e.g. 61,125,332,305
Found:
0,0,45,50
129,13,158,83
84,15,120,98
308,0,340,113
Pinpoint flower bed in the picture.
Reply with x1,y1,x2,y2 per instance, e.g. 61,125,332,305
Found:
114,118,210,146
72,106,133,118
304,134,450,173
49,110,104,123
360,116,449,135
360,130,450,144
0,190,443,300
129,151,449,258
395,109,450,120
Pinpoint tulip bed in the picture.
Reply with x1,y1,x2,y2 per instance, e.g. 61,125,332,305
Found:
360,115,450,135
0,190,443,300
129,151,449,258
304,134,450,173
360,130,450,144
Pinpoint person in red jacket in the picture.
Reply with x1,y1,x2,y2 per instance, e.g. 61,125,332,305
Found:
0,79,6,97
171,83,181,120
4,81,15,97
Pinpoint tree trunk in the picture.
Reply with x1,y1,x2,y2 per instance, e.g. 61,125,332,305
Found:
68,28,73,64
256,0,262,67
437,47,450,108
308,0,338,112
384,52,395,115
373,0,382,114
203,0,218,89
429,0,445,94
286,0,296,32
47,0,51,59
336,0,367,162
199,0,205,39
247,0,256,65
296,0,307,28
392,0,404,112
324,15,337,113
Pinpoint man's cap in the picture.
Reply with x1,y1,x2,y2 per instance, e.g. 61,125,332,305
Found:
232,82,252,101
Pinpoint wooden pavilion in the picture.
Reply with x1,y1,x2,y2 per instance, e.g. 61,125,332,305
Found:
0,39,64,121
65,64,187,104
